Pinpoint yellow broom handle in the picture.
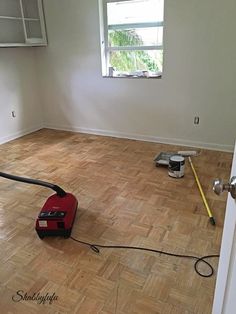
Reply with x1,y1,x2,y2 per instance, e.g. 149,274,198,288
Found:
188,157,214,219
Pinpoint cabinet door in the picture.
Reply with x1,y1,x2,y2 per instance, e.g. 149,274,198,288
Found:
0,0,47,46
0,0,25,45
21,0,47,45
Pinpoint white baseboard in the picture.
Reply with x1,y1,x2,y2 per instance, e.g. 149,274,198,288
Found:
44,124,234,152
1,123,233,152
0,125,43,145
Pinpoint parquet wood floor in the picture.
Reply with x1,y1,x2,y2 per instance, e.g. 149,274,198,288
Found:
0,129,232,314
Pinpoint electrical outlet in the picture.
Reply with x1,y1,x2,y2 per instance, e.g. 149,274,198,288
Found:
11,111,16,118
194,116,200,125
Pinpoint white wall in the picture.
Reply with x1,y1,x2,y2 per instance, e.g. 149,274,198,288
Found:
0,48,43,144
35,0,236,151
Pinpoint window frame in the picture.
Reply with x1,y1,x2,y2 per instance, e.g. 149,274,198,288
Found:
99,0,164,78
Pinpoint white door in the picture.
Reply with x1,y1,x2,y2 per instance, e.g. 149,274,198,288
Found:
212,142,236,314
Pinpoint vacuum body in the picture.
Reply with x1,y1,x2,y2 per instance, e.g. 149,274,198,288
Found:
36,193,78,238
0,171,78,239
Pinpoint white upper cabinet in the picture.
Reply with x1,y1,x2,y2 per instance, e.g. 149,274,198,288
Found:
0,0,47,47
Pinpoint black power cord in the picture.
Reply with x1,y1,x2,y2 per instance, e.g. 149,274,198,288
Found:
70,236,219,278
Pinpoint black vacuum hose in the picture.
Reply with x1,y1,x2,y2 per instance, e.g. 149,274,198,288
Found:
0,172,67,197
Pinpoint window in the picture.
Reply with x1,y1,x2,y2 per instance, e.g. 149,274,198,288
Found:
99,0,164,78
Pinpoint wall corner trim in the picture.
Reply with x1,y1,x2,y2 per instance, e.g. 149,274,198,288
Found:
0,125,44,145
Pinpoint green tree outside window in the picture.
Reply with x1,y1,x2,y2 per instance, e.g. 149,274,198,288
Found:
109,29,162,73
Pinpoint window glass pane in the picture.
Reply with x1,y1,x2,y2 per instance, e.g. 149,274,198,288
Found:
22,0,40,19
108,27,163,47
107,0,164,25
0,19,25,43
109,50,163,76
25,20,42,39
0,0,21,17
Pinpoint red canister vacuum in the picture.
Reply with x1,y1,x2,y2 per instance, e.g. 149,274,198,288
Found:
0,172,78,239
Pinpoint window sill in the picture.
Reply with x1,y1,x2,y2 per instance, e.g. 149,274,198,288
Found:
103,74,162,79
